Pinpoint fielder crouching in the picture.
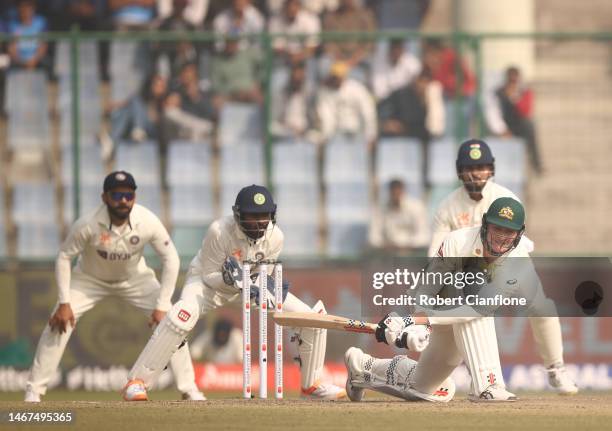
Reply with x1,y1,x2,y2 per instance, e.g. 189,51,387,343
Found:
24,171,204,402
123,185,346,401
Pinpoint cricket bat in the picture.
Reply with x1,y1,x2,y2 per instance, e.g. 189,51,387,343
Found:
271,312,378,334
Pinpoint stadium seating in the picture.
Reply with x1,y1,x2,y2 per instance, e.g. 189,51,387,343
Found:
6,71,50,163
110,41,146,102
485,136,527,199
219,141,265,214
167,140,215,226
323,136,370,257
0,186,5,257
115,141,160,185
56,42,102,148
13,183,60,259
427,137,458,186
272,140,320,256
62,145,107,222
376,137,424,201
218,102,262,147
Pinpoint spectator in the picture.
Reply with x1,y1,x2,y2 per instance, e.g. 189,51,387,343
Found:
268,0,321,66
0,19,9,116
157,0,208,27
271,62,312,139
378,67,444,140
422,38,475,99
163,62,219,141
210,33,262,104
154,0,198,78
212,0,265,51
371,37,421,102
322,0,376,71
367,0,430,31
488,66,542,174
315,61,377,146
368,179,430,253
99,73,169,160
109,0,156,30
7,0,48,71
190,318,243,364
268,0,339,16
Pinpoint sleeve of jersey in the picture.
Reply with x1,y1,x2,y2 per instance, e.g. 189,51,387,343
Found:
55,221,90,304
427,209,452,257
200,223,230,291
149,216,180,311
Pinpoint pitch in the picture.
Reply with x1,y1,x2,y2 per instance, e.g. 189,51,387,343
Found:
1,391,611,431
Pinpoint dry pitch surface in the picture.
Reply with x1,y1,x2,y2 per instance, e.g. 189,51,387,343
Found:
1,391,611,431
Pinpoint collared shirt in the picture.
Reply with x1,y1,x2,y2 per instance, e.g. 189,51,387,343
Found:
212,5,264,51
428,180,520,257
316,78,377,142
369,196,430,249
56,204,179,311
269,9,321,54
188,216,283,294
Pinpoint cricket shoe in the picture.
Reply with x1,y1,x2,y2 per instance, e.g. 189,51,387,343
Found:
344,347,366,402
123,379,148,401
182,390,207,401
547,363,578,395
24,389,41,403
468,384,518,402
301,381,347,400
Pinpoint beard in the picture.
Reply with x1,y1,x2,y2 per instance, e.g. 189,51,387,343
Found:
463,180,487,193
107,204,132,220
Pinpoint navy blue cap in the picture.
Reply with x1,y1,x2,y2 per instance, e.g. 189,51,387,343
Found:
456,139,495,170
103,171,137,192
233,184,276,214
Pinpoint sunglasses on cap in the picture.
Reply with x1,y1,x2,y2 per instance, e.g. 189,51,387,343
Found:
109,191,135,201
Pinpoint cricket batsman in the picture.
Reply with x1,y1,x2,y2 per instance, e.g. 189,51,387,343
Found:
123,184,346,400
427,139,577,394
345,197,554,402
24,171,204,402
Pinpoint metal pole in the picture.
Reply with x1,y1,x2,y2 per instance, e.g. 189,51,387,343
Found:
69,26,81,221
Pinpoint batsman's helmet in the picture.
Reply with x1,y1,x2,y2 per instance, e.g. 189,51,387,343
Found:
480,197,525,256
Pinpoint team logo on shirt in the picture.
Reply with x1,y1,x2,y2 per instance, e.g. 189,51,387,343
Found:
498,207,514,220
99,232,111,245
254,193,266,205
232,249,243,260
130,236,140,245
457,212,471,227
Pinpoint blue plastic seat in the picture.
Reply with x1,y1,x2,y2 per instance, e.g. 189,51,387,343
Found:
376,137,424,200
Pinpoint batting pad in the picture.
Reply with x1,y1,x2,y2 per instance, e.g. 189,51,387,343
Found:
129,300,199,389
453,317,505,395
296,300,327,390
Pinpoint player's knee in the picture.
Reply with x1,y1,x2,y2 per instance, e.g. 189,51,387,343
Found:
166,300,200,334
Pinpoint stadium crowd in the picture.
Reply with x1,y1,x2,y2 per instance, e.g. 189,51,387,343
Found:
0,0,535,258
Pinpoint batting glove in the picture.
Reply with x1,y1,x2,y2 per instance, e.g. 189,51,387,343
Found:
394,325,432,352
249,275,290,307
221,256,242,288
375,312,415,346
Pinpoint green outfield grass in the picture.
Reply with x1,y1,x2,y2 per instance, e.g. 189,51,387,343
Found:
1,391,611,431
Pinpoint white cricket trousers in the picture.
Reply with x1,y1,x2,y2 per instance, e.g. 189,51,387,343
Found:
26,271,198,395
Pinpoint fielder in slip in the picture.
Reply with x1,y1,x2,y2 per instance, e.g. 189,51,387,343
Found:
428,139,577,395
123,184,346,401
24,171,204,403
345,197,548,403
